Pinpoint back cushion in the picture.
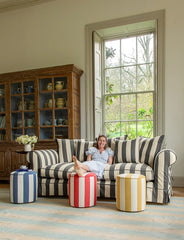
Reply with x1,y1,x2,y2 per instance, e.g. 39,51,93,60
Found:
75,140,95,162
107,135,127,151
114,137,140,163
56,139,75,163
139,135,165,168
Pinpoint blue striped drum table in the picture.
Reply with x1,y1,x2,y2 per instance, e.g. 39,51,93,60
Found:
10,170,37,204
116,173,146,212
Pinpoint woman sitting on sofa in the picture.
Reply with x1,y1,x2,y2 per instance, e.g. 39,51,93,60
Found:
73,134,114,179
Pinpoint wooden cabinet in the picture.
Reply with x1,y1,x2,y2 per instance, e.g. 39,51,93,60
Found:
0,64,83,180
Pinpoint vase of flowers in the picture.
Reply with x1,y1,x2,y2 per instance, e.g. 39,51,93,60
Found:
15,135,38,151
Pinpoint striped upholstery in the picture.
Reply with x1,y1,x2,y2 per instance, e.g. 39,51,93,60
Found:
38,178,68,197
114,137,140,163
139,135,164,168
75,140,95,162
153,149,177,203
57,139,75,163
10,170,37,204
69,172,97,207
39,162,154,181
116,174,146,212
26,143,177,204
103,163,154,181
26,150,59,173
40,162,74,179
107,135,128,151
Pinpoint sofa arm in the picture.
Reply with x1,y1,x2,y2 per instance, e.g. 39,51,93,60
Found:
153,149,177,201
26,149,59,174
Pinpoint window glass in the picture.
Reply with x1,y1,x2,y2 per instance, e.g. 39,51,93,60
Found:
105,40,120,67
104,32,155,139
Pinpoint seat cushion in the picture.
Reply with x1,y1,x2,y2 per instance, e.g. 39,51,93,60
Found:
40,162,74,180
39,162,154,182
103,163,154,182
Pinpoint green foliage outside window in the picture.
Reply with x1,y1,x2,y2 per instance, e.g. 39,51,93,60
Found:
104,34,154,139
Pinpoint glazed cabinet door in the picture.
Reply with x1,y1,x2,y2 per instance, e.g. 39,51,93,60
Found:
10,80,36,141
38,75,68,140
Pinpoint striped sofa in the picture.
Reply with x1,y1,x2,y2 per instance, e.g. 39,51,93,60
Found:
26,135,177,204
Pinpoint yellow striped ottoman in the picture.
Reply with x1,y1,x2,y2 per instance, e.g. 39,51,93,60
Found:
116,174,146,212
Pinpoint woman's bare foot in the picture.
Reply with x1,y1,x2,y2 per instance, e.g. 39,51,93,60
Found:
74,166,85,177
73,156,89,176
73,156,81,168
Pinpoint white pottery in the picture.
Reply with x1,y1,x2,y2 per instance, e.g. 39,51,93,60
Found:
24,144,31,152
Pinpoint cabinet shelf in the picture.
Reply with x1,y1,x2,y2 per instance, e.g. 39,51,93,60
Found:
11,93,35,97
12,110,35,113
55,125,68,127
40,125,53,128
40,89,68,93
12,127,35,129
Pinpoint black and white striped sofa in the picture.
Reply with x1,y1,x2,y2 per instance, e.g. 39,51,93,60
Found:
26,135,177,204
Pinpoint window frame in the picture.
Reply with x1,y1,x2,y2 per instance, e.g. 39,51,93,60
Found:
85,10,165,140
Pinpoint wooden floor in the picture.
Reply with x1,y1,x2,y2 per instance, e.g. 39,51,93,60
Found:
0,182,184,197
172,187,184,197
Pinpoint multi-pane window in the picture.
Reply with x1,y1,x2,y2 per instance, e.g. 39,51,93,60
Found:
104,33,155,139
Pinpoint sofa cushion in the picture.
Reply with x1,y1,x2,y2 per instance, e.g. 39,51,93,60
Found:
40,162,74,180
114,137,140,163
107,135,127,151
75,140,95,162
139,135,164,168
103,163,154,182
56,139,75,163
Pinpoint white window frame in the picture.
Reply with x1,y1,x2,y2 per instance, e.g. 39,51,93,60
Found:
85,10,165,140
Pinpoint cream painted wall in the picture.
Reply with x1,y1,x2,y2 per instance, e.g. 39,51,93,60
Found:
0,0,184,183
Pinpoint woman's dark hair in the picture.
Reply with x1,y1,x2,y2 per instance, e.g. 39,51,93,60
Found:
94,134,108,149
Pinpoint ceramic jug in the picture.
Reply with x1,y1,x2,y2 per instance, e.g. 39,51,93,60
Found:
29,101,34,110
56,98,65,108
48,99,53,108
55,81,64,90
47,83,52,91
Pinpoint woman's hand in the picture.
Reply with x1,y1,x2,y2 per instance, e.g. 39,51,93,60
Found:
107,156,113,165
87,154,92,161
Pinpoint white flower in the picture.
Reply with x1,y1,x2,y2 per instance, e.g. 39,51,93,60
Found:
15,135,38,145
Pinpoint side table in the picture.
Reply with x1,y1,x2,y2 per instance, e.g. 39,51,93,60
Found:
15,150,32,169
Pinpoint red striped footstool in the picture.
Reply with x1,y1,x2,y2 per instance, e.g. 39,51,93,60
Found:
69,172,97,208
116,174,146,212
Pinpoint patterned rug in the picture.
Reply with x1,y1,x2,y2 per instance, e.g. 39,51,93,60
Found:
0,189,184,240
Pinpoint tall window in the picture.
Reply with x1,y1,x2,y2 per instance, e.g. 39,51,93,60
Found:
104,33,155,139
85,10,165,140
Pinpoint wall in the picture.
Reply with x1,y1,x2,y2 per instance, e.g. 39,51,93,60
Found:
0,0,183,185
